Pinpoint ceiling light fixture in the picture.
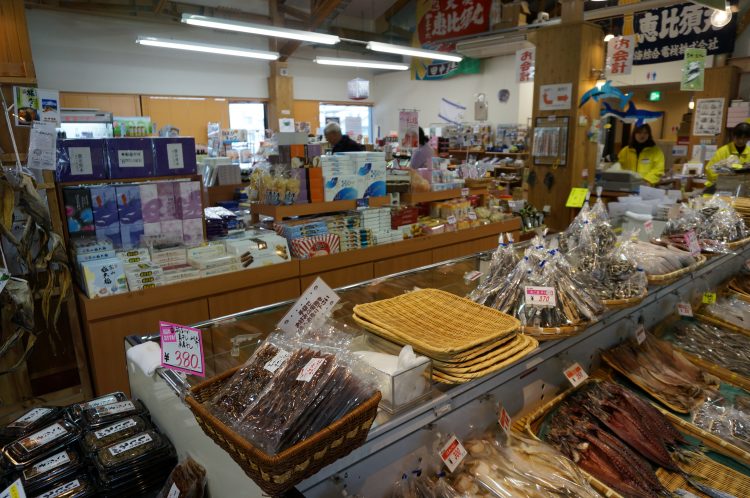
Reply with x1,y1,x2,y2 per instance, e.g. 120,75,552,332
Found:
710,5,732,28
182,14,340,45
366,41,463,62
136,36,279,60
314,57,409,71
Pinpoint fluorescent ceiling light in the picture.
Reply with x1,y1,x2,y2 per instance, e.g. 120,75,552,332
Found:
366,41,463,62
182,14,340,45
136,36,279,60
314,57,409,71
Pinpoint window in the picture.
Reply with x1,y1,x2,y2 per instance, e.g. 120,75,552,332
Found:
319,104,372,143
229,102,267,156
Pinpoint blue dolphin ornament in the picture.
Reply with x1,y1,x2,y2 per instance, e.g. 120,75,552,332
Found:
600,101,663,127
579,80,632,109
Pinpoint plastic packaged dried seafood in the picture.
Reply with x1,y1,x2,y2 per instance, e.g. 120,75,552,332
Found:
81,399,148,429
21,449,84,494
467,240,519,306
557,203,590,254
692,394,750,454
662,196,747,252
0,407,62,444
4,420,82,468
81,416,151,453
156,456,207,498
29,473,97,498
701,296,750,331
65,392,129,422
626,240,697,275
669,319,750,378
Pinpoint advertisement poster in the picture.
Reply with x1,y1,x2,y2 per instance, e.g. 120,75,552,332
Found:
13,87,60,127
538,83,573,111
399,110,419,148
515,47,535,83
411,0,488,80
606,35,635,75
693,98,725,136
681,47,706,91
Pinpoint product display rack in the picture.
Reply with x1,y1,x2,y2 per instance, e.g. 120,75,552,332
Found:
126,242,750,497
250,196,391,220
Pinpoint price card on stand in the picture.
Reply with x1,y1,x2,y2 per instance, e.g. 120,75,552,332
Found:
677,302,693,317
565,188,589,208
525,286,556,307
439,435,467,472
160,322,205,377
634,324,647,345
0,479,26,498
468,211,477,221
498,405,512,435
702,292,717,304
278,277,340,334
684,230,701,256
564,363,588,387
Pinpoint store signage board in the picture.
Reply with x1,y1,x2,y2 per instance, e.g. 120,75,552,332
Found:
681,48,706,91
564,363,588,387
0,479,26,498
693,98,724,137
498,405,512,435
606,35,635,76
28,122,57,170
539,83,572,111
565,188,589,208
12,87,60,127
525,286,556,307
278,277,340,335
439,434,467,472
160,322,205,377
515,47,535,83
677,302,693,317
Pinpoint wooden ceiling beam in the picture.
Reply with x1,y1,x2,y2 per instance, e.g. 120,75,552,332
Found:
279,4,310,22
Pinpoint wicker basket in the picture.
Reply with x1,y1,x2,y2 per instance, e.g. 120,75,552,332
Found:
696,312,750,337
601,289,648,308
186,366,381,496
646,255,707,284
521,323,590,341
726,234,750,249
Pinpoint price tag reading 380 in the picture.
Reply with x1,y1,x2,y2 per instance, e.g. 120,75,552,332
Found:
525,286,556,307
160,322,205,377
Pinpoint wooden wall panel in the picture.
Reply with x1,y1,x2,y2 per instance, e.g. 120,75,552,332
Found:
85,299,210,395
140,96,230,144
60,92,141,116
300,262,373,290
373,251,432,278
0,0,35,83
690,65,740,151
293,100,320,130
207,279,300,319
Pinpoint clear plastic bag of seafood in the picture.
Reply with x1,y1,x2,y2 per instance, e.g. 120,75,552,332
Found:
557,203,590,253
703,295,750,330
467,239,519,306
692,394,750,453
627,239,697,275
586,235,647,301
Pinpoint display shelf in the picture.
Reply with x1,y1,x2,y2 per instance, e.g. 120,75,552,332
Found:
400,188,487,204
251,196,391,219
448,149,528,157
57,173,200,187
207,183,245,205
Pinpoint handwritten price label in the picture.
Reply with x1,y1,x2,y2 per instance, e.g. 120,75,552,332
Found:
439,435,467,472
684,230,701,256
160,321,205,377
278,277,340,334
498,405,512,435
635,324,647,345
677,302,693,317
525,286,556,307
564,363,588,387
644,220,654,234
0,479,26,498
702,292,717,304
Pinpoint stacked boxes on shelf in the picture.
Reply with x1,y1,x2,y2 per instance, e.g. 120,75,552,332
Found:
320,152,387,202
360,207,401,245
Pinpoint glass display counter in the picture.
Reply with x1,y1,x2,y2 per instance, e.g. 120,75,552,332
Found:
126,243,750,497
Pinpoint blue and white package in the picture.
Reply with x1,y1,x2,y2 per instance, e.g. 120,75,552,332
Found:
356,160,387,198
115,185,144,249
324,175,361,201
79,258,128,298
89,186,122,248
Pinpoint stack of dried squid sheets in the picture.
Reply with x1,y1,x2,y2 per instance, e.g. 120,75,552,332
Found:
696,295,750,335
529,379,750,498
352,289,538,384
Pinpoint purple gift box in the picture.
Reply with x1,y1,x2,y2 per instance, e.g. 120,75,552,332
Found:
157,182,177,221
174,181,202,219
115,185,144,249
152,137,198,176
139,184,161,223
56,139,108,182
89,186,122,248
291,168,309,204
106,138,154,179
182,218,204,246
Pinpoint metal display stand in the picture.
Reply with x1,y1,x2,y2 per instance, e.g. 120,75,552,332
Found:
127,246,750,498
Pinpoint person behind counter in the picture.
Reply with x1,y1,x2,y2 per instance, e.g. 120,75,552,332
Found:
324,122,364,153
705,123,750,193
410,127,434,169
617,124,665,186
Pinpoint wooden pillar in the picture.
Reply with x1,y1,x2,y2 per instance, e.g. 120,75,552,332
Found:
690,65,740,150
528,21,604,230
267,61,294,132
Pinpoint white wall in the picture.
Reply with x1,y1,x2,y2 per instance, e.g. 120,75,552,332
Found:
371,55,533,135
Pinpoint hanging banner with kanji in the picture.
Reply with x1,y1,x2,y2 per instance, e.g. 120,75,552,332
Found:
606,35,635,75
412,0,488,80
515,47,535,83
624,2,736,65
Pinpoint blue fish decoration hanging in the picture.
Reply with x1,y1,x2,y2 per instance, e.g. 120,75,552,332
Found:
579,80,631,109
600,101,663,127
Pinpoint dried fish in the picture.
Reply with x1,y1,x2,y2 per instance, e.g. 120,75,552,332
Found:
468,241,519,307
626,240,697,276
663,197,747,252
702,296,750,331
668,320,750,378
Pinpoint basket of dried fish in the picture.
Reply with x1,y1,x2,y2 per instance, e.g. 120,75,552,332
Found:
695,295,750,336
620,239,705,284
654,317,750,392
661,196,749,253
728,276,750,300
523,376,750,498
602,333,750,467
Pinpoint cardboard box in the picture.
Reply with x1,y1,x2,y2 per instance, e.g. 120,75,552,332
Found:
115,185,144,249
79,258,128,298
71,238,114,255
89,186,122,248
157,183,178,220
75,250,116,264
160,219,183,242
139,184,160,223
357,160,387,198
106,138,154,179
324,175,361,202
63,187,95,239
152,137,198,176
150,247,188,267
56,139,108,182
186,243,226,260
174,181,202,219
495,1,530,29
182,218,204,246
188,254,240,270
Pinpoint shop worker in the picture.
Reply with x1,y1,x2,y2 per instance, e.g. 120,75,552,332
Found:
325,122,364,153
617,124,665,185
410,127,434,169
705,122,750,192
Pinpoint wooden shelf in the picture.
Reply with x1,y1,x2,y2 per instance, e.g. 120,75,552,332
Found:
207,183,246,205
58,174,200,187
448,149,528,157
0,153,27,163
251,196,391,219
400,188,487,204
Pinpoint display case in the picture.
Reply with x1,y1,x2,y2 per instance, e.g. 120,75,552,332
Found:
126,243,750,497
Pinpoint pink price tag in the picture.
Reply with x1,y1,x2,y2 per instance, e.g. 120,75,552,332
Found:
159,321,205,377
564,363,588,387
684,230,701,256
635,325,647,345
439,435,467,473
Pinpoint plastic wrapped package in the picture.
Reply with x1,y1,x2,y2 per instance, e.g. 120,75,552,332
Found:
4,420,82,468
702,296,750,330
433,476,464,498
557,203,590,253
93,430,174,473
627,240,697,275
0,407,62,444
663,196,748,252
670,320,750,377
574,233,647,301
467,240,519,306
21,449,84,494
692,394,750,453
80,399,148,429
65,392,129,423
81,416,151,453
29,473,98,498
156,457,206,498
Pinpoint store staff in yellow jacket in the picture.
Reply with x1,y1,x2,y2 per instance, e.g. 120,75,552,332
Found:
705,122,750,190
617,124,665,185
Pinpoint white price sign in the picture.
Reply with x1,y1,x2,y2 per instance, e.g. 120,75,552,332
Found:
677,302,693,317
0,479,26,498
160,322,205,377
0,270,10,295
447,215,457,225
525,286,556,307
635,324,647,345
498,405,512,435
278,277,340,334
684,230,701,256
564,363,588,387
643,220,653,234
465,270,483,282
439,435,467,472
461,187,470,197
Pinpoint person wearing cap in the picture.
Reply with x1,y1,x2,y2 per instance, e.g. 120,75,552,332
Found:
324,122,364,153
705,122,750,192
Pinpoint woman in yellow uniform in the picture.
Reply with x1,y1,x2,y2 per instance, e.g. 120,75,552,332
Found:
705,123,750,193
617,124,665,185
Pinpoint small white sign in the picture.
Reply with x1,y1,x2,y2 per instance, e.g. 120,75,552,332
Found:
515,47,535,83
539,83,573,111
278,278,340,335
564,363,588,387
677,302,693,317
263,350,291,374
439,435,467,473
166,144,184,170
118,150,145,168
635,324,647,345
498,405,512,435
644,220,654,234
525,286,556,307
296,357,326,382
108,433,153,457
167,484,180,498
68,147,93,176
468,211,477,221
160,322,205,377
461,187,470,197
447,215,457,225
465,270,483,282
605,35,635,76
